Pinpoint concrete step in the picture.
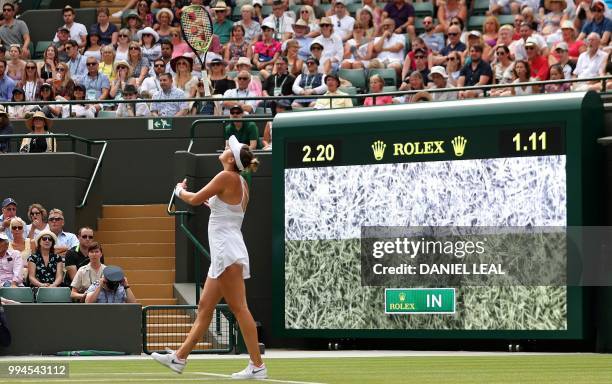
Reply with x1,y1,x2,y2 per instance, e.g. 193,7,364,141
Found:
126,270,175,284
102,204,168,218
105,257,175,270
132,284,174,299
139,298,178,306
96,230,175,244
98,217,175,231
102,243,175,258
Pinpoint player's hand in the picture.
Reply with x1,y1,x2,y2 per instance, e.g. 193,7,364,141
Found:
176,178,187,190
122,277,129,287
203,199,210,208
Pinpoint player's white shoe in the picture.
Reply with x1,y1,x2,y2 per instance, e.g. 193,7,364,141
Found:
231,361,268,380
151,349,186,374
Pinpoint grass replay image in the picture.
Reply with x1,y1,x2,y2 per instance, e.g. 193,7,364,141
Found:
284,156,567,330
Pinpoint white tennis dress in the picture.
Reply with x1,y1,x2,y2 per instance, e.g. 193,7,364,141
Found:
207,176,250,279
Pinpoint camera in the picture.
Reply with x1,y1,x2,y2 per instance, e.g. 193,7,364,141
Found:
106,280,120,291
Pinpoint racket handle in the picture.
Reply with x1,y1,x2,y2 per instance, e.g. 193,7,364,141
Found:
200,70,211,97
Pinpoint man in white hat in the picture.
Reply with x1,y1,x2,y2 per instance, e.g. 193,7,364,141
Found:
512,22,547,61
312,17,343,74
330,0,355,42
212,1,234,45
263,0,295,41
427,66,457,101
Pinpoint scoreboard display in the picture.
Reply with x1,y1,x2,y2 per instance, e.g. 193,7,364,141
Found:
272,93,603,339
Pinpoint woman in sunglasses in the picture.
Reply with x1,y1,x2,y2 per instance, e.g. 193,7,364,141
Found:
51,62,75,100
8,217,35,284
27,231,63,288
115,29,132,62
26,203,48,241
127,42,150,87
16,60,44,101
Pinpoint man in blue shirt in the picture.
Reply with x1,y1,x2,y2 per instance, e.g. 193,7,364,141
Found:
0,60,15,101
81,57,110,101
457,44,492,99
151,73,189,117
65,40,87,83
433,25,466,65
578,1,612,45
85,266,137,303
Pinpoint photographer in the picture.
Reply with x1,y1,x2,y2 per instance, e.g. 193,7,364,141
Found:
84,265,136,303
115,84,150,117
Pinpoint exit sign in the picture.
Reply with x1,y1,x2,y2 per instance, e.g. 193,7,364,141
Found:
385,288,456,314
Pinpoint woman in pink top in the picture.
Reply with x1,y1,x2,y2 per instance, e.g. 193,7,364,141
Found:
170,27,193,58
363,75,393,106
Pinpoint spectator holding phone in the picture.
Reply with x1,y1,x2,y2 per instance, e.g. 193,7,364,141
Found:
85,265,136,303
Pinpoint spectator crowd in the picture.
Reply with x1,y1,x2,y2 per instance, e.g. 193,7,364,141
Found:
0,0,610,150
0,197,136,303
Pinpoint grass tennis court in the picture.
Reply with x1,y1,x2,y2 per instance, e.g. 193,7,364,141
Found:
3,355,612,383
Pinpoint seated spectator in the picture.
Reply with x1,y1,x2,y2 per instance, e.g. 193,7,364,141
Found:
222,70,259,114
298,5,321,39
19,111,56,153
525,37,549,80
397,71,425,102
341,21,371,69
115,29,131,62
61,84,96,118
510,60,538,95
99,45,116,82
71,241,106,302
233,57,263,96
54,6,87,48
81,57,110,104
38,46,59,82
457,44,492,99
46,208,78,257
53,27,71,63
224,105,259,149
65,40,87,83
427,66,458,101
235,4,262,44
432,25,466,66
38,83,61,118
577,1,611,46
555,21,585,63
109,60,133,100
168,28,192,59
90,7,118,47
545,63,571,93
27,230,64,288
16,60,43,101
125,11,144,39
303,0,326,20
140,58,164,96
263,0,295,41
0,106,12,153
225,24,253,70
6,45,25,82
193,58,234,115
292,56,326,108
8,217,34,283
64,227,96,285
407,48,430,85
490,25,514,63
136,0,155,28
313,17,344,74
213,2,234,45
462,31,491,65
291,19,313,61
171,54,198,97
262,57,295,107
25,203,48,241
83,32,102,62
490,44,515,96
0,198,18,239
358,6,380,40
483,16,500,49
436,0,467,34
573,32,607,90
488,0,512,15
151,73,189,116
0,2,30,58
8,88,32,119
419,16,445,54
127,42,150,87
541,0,567,38
364,74,394,106
254,22,282,72
0,59,14,101
262,99,292,150
511,22,546,62
0,232,22,287
401,37,428,81
313,73,353,109
330,0,356,42
52,62,75,101
382,0,415,39
85,265,136,303
138,27,161,66
116,84,151,117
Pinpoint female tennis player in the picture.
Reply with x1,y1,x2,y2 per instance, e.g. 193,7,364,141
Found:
152,136,266,379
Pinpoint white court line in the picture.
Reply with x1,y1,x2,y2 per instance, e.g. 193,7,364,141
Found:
190,371,326,384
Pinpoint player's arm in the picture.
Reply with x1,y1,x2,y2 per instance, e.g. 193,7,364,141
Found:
175,172,231,206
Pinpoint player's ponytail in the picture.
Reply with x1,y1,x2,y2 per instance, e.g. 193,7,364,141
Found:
239,146,259,173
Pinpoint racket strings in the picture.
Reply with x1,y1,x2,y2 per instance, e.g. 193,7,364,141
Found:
181,6,213,53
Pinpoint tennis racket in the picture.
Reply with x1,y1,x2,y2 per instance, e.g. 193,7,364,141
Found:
180,5,214,96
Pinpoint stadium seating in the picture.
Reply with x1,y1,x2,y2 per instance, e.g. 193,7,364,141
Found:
0,287,34,303
338,69,367,92
414,2,434,17
471,0,490,15
368,68,398,88
34,41,52,60
98,110,118,118
36,287,71,303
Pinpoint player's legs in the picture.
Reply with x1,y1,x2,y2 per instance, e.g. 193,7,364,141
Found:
175,276,223,360
218,263,263,366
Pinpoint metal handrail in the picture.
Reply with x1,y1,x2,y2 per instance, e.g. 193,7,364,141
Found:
0,133,107,209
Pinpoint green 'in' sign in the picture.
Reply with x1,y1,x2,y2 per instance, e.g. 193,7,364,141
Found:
385,288,456,314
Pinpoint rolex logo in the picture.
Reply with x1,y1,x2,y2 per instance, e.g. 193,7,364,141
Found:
399,292,406,302
451,136,467,157
371,140,386,161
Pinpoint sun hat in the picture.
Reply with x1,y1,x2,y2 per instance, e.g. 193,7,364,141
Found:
25,111,53,130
